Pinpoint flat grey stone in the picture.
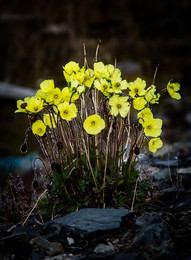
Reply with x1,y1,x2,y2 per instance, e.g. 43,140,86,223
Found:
177,167,191,174
94,243,115,255
45,208,134,238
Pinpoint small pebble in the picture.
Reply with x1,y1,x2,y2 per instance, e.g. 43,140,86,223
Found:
67,237,75,245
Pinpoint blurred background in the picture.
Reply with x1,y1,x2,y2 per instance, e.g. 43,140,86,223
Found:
0,0,191,181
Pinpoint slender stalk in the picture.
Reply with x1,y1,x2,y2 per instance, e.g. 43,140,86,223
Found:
102,118,114,207
152,63,159,85
78,114,98,188
123,108,131,162
131,178,138,210
22,189,48,226
136,155,153,187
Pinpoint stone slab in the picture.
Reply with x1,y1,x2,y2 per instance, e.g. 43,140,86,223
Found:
45,208,134,238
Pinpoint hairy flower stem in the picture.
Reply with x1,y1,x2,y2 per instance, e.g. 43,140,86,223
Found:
33,157,50,178
123,108,131,162
136,155,153,186
83,136,97,188
69,121,78,168
127,138,135,176
115,117,119,176
102,118,114,208
37,136,51,164
131,177,138,210
59,120,72,166
78,115,98,188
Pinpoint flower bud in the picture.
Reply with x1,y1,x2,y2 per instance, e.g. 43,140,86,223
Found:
20,143,28,153
33,179,39,189
30,114,37,123
134,145,140,155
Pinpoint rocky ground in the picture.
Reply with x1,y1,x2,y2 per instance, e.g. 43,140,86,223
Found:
0,144,191,260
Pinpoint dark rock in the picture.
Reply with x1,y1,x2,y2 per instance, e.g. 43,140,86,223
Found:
151,157,179,168
153,185,189,208
0,231,32,256
42,254,70,260
30,237,64,256
170,228,191,254
11,225,41,239
44,208,134,238
113,251,145,260
0,224,11,238
87,254,111,259
0,225,42,258
177,167,191,189
31,252,47,260
132,213,170,244
130,213,176,259
152,168,170,181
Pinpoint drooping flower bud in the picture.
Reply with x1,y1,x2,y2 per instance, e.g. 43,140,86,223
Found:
33,179,39,189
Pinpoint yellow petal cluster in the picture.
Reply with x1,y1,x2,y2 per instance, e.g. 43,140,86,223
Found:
32,120,46,136
167,80,181,100
58,102,78,121
137,108,153,124
129,77,146,98
143,118,162,137
133,97,147,111
149,138,163,153
83,114,105,135
109,95,130,117
26,97,44,114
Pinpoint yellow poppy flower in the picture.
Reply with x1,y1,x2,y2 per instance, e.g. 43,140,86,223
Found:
94,62,108,79
40,80,55,93
63,61,80,75
149,138,163,153
94,79,113,97
36,89,47,100
84,68,95,88
62,87,72,102
109,95,130,117
149,93,160,105
108,66,121,81
45,88,62,105
15,97,30,113
145,85,160,104
133,97,147,110
62,87,80,103
71,67,86,85
83,114,105,135
32,120,46,136
63,62,80,83
137,108,153,124
106,64,115,76
143,118,162,137
129,77,146,98
58,101,78,121
111,79,129,93
167,80,181,100
26,97,44,113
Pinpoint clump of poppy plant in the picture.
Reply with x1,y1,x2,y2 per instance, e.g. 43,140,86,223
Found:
15,48,181,217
